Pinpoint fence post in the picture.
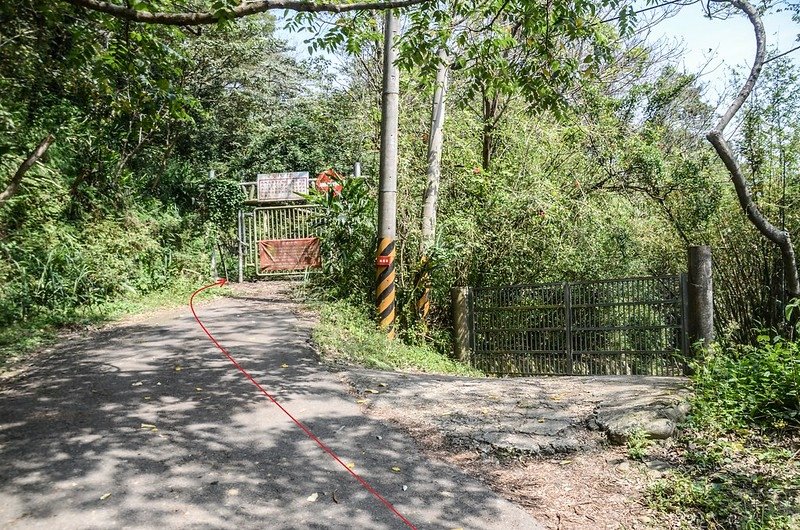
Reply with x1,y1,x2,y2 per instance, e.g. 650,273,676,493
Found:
564,283,573,375
237,210,244,283
687,246,714,348
680,273,690,358
452,286,473,363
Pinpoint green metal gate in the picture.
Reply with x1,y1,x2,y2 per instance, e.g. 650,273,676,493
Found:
238,204,321,278
470,275,687,376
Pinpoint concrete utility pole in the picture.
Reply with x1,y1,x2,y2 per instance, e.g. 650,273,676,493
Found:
376,11,400,338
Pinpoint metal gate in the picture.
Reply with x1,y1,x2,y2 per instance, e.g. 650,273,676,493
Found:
470,275,687,376
238,204,321,277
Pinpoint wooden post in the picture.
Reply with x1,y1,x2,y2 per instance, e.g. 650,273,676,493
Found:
687,246,714,348
452,287,473,363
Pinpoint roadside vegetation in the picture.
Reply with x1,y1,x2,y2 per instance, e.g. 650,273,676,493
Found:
644,333,800,529
312,299,481,376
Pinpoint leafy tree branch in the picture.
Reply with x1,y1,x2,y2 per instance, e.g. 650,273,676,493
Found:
0,135,55,208
705,0,800,297
60,0,430,25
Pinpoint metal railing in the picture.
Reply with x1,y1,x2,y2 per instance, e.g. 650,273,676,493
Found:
470,275,687,376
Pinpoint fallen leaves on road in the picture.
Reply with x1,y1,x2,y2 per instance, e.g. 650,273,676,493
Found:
99,493,111,500
391,466,401,473
307,492,318,502
140,423,157,432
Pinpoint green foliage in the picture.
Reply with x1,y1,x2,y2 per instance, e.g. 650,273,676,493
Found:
648,461,799,530
0,278,225,366
312,299,482,376
295,0,631,117
231,98,358,176
647,334,800,528
204,178,244,228
0,11,312,359
0,207,207,325
305,176,377,304
690,338,800,432
1,0,797,388
710,54,800,341
626,428,654,461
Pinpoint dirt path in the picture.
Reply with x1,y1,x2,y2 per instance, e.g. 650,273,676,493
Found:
0,283,542,529
344,370,690,529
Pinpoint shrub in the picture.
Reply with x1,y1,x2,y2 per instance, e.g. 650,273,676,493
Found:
691,337,800,431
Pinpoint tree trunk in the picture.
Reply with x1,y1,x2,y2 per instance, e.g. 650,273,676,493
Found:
417,50,449,321
0,134,55,207
481,93,498,171
706,0,800,298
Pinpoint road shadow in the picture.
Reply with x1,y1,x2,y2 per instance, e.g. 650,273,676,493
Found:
0,292,540,529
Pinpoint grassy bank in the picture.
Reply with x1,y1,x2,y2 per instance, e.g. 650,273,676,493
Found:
312,299,482,377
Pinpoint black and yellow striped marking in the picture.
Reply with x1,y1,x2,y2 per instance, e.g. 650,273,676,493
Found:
415,255,431,321
376,237,396,338
416,286,430,320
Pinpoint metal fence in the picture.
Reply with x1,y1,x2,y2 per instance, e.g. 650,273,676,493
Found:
239,204,321,277
470,275,687,376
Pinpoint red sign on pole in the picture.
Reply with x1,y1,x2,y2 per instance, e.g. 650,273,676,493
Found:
259,238,321,272
376,255,392,267
315,169,343,195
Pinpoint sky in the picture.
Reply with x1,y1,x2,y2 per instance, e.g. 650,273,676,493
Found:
647,2,798,93
276,3,800,96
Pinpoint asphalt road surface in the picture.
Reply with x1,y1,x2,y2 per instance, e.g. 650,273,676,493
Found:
0,286,544,529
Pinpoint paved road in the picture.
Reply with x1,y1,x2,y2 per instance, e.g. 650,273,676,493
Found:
0,286,543,529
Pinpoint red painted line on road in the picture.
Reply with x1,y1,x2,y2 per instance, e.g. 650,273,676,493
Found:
190,279,417,530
